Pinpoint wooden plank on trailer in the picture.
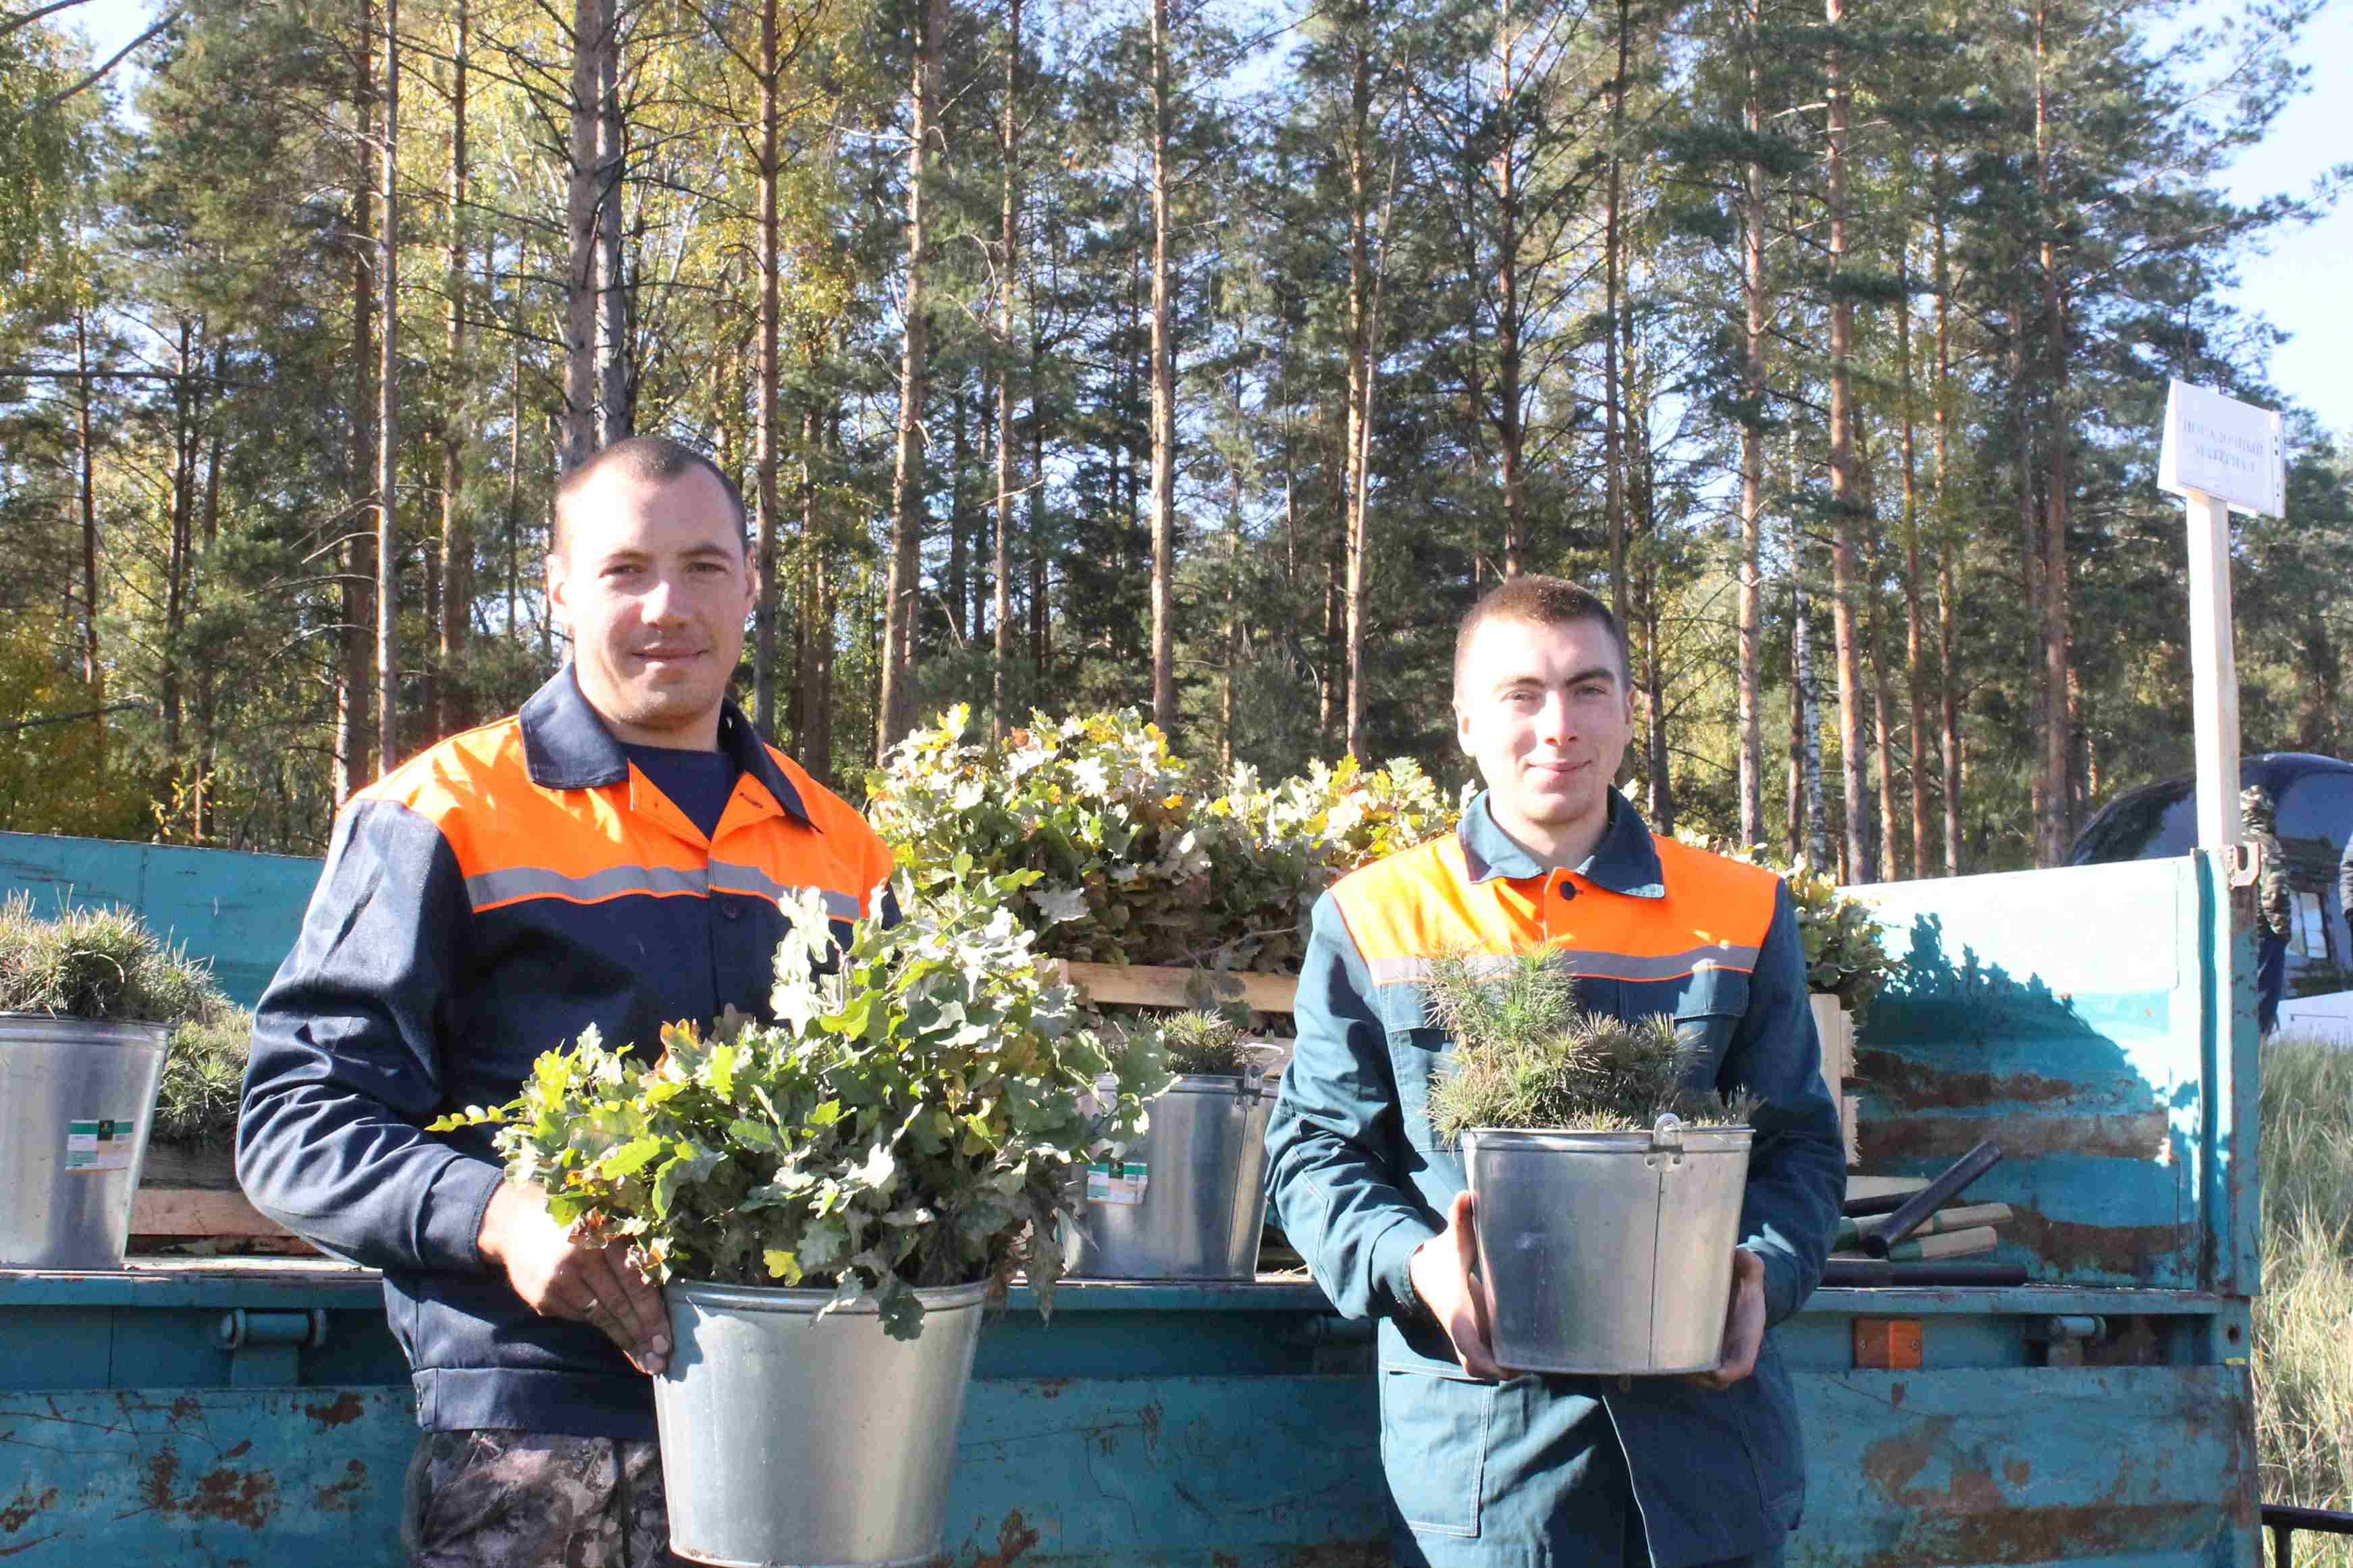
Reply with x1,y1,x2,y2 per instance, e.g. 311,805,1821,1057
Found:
132,1187,290,1239
1058,961,1298,1015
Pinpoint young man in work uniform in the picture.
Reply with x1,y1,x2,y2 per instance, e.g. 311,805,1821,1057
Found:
1265,576,1845,1568
239,436,895,1567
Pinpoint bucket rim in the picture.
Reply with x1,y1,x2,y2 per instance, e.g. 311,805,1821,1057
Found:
1458,1124,1753,1153
1156,1071,1268,1093
0,1012,173,1048
665,1276,990,1315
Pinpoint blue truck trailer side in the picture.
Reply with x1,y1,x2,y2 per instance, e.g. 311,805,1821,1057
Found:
0,832,2263,1567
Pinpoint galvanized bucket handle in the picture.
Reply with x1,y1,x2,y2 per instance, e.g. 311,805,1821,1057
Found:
1646,1113,1686,1170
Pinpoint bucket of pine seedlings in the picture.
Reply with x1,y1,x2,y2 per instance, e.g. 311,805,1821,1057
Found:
0,895,230,1270
434,870,1163,1568
1063,1010,1276,1280
1425,952,1755,1376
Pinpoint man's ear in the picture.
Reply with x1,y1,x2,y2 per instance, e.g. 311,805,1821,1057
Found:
545,553,569,629
1454,699,1475,757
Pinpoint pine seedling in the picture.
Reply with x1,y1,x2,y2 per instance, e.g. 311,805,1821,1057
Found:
1420,949,1753,1141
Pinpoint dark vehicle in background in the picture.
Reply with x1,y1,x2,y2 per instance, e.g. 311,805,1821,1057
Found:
2069,751,2353,1035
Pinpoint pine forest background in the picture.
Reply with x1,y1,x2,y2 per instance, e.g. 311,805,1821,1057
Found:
2,0,2348,880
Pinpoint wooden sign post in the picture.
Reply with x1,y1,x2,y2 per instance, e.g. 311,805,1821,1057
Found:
2156,379,2285,850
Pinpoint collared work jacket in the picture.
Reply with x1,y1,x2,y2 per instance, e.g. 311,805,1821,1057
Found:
1265,791,1845,1568
238,668,894,1438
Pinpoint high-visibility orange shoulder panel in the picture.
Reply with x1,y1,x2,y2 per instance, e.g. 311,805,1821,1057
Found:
1331,830,1780,990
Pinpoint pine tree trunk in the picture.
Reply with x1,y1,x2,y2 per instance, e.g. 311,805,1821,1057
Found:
1342,7,1371,759
1896,207,1925,878
1736,0,1766,847
377,0,401,772
1934,175,1960,875
1147,0,1177,734
2034,0,2073,865
751,0,781,731
1824,0,1868,882
1873,593,1897,875
877,0,945,757
439,0,470,739
2011,287,2046,844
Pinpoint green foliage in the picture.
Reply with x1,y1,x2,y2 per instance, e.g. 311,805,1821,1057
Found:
1421,951,1752,1138
868,705,1460,974
1671,832,1901,1020
0,892,228,1025
2255,1032,2353,1552
431,869,1171,1340
154,1006,253,1144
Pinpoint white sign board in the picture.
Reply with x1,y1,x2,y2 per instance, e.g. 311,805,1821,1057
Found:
2158,378,2285,518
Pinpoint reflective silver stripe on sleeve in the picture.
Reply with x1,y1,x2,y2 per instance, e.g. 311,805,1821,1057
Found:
465,863,710,909
708,860,864,920
1361,946,1761,987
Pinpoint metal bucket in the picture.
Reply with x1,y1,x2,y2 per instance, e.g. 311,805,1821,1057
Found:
1061,1070,1273,1280
655,1278,986,1568
0,1013,170,1270
1462,1116,1752,1375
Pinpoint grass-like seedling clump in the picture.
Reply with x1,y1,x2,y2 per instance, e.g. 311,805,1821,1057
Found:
153,1007,255,1144
1151,1009,1258,1077
0,894,225,1025
2254,1030,2353,1561
1421,950,1750,1141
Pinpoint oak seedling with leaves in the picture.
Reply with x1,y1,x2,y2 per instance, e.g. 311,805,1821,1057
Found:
433,865,1171,1338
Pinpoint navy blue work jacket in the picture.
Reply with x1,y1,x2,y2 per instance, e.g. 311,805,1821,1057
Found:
238,668,895,1438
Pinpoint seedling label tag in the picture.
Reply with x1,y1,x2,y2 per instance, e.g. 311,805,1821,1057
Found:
65,1117,138,1173
1086,1160,1148,1205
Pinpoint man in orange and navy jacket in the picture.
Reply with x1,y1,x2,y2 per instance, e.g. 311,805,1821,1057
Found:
238,436,894,1565
1265,575,1844,1568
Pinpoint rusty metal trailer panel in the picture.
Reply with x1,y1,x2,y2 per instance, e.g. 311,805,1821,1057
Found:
0,838,2261,1567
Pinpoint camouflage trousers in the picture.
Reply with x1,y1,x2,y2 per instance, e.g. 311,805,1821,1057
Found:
402,1430,683,1568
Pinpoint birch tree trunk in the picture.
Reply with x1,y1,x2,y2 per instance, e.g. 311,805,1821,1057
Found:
1602,0,1628,626
74,308,103,726
560,0,600,468
1147,0,1177,734
340,0,377,801
876,0,947,757
993,0,1020,745
1494,0,1523,577
751,0,781,730
1824,0,1869,881
438,0,470,739
1735,0,1766,847
377,0,401,771
594,0,629,444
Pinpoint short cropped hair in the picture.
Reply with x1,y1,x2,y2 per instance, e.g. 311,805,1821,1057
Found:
551,435,748,560
1452,575,1630,701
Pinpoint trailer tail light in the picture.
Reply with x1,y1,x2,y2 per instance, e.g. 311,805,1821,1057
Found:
1852,1318,1923,1370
